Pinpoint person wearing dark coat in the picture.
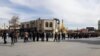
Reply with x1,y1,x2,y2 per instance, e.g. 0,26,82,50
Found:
62,33,65,40
32,32,36,42
46,33,49,42
9,31,15,45
58,33,61,42
41,32,44,42
67,33,70,39
54,33,58,42
2,31,7,44
36,32,39,41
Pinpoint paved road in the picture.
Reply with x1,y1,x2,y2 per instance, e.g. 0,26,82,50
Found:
0,37,100,56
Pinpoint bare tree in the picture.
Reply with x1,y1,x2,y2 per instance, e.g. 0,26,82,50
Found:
9,16,20,30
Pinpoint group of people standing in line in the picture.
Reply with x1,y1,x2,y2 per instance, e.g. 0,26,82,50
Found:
1,30,98,45
67,32,98,39
20,31,66,42
1,30,66,45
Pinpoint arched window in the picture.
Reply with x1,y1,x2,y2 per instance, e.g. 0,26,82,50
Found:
45,22,48,27
50,22,53,27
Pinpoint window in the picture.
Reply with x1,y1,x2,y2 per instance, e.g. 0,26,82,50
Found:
45,22,48,27
39,23,42,28
31,22,34,27
22,24,24,28
50,22,53,27
27,24,29,28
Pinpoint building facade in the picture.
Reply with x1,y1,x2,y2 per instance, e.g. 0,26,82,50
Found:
20,18,59,33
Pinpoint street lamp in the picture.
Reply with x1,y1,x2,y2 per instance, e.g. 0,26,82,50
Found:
4,23,5,30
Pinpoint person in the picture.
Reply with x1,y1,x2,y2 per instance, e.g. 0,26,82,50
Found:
2,31,7,44
36,32,39,41
32,32,36,42
54,32,58,42
58,32,61,42
14,31,19,43
24,32,29,42
46,33,49,41
9,30,15,45
62,33,65,40
41,32,44,41
29,32,32,40
67,33,70,39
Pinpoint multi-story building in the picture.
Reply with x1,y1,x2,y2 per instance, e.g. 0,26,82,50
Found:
20,18,60,33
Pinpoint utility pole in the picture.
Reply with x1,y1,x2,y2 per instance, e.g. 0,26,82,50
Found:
4,23,5,30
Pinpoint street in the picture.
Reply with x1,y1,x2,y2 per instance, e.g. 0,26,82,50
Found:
0,37,100,56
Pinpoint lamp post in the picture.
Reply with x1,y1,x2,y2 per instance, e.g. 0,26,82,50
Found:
4,23,5,30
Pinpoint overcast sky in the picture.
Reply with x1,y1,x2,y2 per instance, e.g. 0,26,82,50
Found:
0,0,100,29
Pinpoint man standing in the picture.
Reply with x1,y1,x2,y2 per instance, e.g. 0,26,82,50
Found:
54,33,58,42
41,32,44,42
2,31,7,44
36,32,39,41
9,30,15,45
46,33,49,42
62,33,65,40
58,32,61,42
32,32,36,42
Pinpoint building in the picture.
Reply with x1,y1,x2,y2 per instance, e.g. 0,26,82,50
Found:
59,19,67,33
98,20,100,30
86,27,95,32
20,18,60,33
9,25,20,30
80,28,88,33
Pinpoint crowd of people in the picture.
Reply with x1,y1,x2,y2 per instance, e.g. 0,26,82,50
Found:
67,32,98,39
1,30,98,45
1,30,66,45
2,30,19,45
